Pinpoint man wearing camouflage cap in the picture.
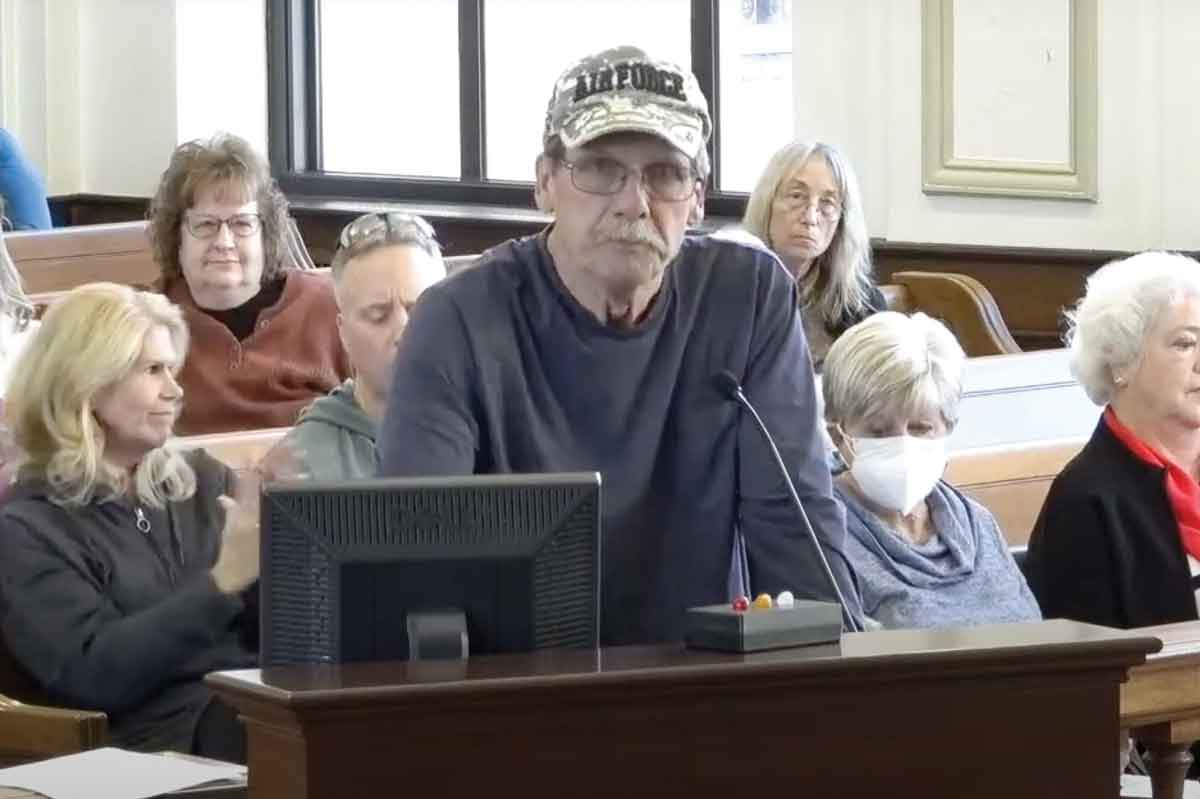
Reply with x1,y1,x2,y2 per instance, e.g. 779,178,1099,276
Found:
380,45,863,644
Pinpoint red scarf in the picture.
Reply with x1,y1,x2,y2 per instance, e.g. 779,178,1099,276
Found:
1104,406,1200,562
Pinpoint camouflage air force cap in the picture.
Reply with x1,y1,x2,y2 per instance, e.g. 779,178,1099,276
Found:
543,45,712,161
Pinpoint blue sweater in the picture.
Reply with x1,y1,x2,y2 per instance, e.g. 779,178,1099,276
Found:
380,232,864,645
836,480,1040,630
0,129,51,230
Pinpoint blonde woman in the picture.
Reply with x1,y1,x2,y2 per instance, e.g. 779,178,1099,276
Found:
823,312,1038,629
743,140,883,367
0,283,258,762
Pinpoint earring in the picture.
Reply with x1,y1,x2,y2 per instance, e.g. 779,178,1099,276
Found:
1114,375,1127,387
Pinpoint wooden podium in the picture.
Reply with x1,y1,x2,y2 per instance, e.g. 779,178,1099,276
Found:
208,619,1157,798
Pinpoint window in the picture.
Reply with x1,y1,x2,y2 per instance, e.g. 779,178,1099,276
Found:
176,0,268,152
484,0,691,183
718,0,793,192
320,0,460,177
268,0,795,212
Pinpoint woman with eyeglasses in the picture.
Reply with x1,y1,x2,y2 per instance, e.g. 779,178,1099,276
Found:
149,133,350,435
743,140,884,369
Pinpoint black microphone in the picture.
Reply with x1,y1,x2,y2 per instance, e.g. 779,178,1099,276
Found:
714,370,860,633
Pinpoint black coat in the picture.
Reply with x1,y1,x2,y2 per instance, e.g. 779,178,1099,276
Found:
0,450,257,752
825,284,888,339
1025,418,1198,629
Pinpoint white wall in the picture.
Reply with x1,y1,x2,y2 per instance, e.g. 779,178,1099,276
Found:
795,0,1200,252
5,0,1200,253
1,0,264,199
78,0,178,197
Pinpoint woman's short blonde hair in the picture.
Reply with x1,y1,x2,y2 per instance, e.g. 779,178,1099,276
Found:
1066,250,1200,405
742,140,873,328
6,283,196,507
823,311,966,429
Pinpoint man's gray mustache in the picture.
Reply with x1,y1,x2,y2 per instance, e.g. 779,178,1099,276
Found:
598,228,667,256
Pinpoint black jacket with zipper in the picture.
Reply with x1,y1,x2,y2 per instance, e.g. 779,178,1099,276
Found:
0,449,257,752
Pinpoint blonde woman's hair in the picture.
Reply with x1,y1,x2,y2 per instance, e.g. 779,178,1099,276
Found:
743,140,873,329
823,311,966,429
6,283,196,507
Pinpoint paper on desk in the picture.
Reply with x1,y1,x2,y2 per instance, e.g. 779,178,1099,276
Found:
0,747,246,799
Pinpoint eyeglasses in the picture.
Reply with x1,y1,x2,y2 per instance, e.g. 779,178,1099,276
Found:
775,190,842,222
558,156,699,202
337,212,438,254
184,212,263,240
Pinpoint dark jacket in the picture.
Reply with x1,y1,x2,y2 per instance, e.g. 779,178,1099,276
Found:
826,284,887,338
0,449,257,752
1024,417,1197,629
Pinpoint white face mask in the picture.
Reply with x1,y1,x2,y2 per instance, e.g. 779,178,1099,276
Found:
845,434,948,515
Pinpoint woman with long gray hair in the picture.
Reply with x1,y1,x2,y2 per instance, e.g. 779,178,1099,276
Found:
743,140,884,368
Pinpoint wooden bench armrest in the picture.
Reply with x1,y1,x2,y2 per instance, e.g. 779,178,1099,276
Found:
0,696,107,763
891,270,1022,356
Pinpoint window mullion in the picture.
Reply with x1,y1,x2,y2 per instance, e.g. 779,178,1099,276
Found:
459,0,485,181
691,0,720,189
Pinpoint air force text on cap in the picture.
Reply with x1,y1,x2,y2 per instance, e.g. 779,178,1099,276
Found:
573,63,688,103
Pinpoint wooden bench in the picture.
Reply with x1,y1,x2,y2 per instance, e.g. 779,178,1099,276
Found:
0,638,106,766
174,419,1084,551
881,271,1022,357
177,427,289,471
945,436,1086,546
6,218,322,303
5,221,157,294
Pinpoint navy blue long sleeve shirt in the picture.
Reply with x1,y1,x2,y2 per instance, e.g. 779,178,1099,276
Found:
380,232,863,645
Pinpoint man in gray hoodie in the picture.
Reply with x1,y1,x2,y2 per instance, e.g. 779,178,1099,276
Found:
282,213,445,480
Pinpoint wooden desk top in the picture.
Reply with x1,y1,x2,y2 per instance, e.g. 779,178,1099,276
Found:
210,619,1158,705
1122,621,1200,734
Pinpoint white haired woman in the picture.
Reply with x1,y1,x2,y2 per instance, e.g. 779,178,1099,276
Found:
1026,251,1200,629
743,140,884,368
823,311,1039,629
0,283,259,762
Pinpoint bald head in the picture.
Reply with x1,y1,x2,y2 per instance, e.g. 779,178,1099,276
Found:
335,242,446,402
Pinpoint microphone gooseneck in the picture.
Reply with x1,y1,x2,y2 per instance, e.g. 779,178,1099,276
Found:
716,371,861,633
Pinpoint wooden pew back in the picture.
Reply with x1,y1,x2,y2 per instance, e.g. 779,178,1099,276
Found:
944,436,1086,546
177,423,1083,550
176,427,289,470
5,221,156,293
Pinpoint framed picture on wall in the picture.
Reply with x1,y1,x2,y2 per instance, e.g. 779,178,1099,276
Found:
921,0,1098,201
